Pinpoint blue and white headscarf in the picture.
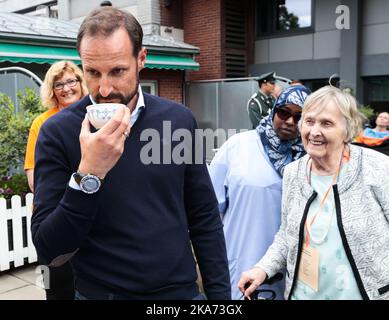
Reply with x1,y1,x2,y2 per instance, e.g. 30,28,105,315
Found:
256,85,311,177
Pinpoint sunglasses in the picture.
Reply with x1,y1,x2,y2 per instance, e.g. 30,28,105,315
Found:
275,108,301,124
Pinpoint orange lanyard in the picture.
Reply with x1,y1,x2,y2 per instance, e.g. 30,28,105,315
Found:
304,147,349,248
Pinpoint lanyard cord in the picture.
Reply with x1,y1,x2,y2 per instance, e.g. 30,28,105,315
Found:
304,146,348,248
306,196,335,245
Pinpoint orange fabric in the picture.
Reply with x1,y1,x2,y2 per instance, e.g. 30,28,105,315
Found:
354,134,389,146
24,108,60,170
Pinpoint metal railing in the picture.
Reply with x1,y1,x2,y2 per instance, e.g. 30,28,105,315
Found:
0,66,43,86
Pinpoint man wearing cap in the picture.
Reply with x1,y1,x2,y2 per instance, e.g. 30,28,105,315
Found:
247,72,276,129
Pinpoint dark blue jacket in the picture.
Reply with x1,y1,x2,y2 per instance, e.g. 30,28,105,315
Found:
31,94,231,300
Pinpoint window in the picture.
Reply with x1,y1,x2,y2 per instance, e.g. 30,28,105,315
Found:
364,77,389,113
302,78,336,92
256,0,313,37
22,2,58,18
48,4,58,18
140,81,158,96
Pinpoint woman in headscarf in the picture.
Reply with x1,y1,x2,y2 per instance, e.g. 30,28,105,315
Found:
209,85,311,299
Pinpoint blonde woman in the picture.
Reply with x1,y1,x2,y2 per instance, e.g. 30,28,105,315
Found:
24,60,88,192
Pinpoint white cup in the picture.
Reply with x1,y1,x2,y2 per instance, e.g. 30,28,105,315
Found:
86,103,126,129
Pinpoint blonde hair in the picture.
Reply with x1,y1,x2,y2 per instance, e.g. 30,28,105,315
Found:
40,60,88,109
300,85,364,142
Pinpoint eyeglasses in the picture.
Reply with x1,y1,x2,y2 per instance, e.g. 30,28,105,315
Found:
275,108,301,124
53,78,79,90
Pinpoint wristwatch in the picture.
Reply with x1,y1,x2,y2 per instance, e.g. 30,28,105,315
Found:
73,171,103,194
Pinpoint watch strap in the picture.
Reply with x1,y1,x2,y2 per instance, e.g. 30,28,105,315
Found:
74,171,104,185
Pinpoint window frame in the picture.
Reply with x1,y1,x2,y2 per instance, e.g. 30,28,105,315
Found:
17,1,58,18
363,76,389,106
255,0,315,39
140,80,158,96
301,78,336,92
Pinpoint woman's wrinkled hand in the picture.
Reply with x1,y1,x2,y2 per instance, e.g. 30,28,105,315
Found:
237,267,267,299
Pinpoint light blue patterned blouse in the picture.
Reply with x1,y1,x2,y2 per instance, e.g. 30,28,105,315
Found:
291,164,363,300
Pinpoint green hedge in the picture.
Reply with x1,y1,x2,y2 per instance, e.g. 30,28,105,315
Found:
0,88,43,199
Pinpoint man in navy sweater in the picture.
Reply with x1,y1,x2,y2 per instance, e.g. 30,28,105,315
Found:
31,7,230,300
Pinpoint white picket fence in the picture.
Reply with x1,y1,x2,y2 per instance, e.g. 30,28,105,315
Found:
0,193,37,272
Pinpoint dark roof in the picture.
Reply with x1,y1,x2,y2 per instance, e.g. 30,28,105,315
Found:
0,12,199,54
0,12,78,41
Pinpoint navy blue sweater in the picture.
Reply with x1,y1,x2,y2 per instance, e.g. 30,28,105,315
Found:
31,94,231,299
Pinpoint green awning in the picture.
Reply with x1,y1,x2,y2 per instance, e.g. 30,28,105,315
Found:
146,54,199,70
0,42,199,70
0,42,81,64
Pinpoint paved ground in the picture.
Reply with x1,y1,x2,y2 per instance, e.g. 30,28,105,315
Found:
0,263,203,300
0,264,45,300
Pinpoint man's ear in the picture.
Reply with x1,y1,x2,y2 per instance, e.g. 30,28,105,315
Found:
138,47,147,71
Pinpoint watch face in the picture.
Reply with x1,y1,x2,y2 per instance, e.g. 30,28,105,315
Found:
80,175,101,194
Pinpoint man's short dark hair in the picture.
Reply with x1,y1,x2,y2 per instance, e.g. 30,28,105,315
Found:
77,7,143,57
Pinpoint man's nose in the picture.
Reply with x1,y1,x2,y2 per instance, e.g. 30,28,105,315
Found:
98,76,113,97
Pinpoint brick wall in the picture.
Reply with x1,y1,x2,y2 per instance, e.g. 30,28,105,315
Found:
183,0,223,81
140,68,184,104
160,0,183,28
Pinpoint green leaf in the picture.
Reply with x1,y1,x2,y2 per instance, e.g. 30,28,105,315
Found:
0,89,42,183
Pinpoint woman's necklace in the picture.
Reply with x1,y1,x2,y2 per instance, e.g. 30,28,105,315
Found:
304,145,348,247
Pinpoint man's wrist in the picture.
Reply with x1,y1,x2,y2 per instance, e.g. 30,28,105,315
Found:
77,164,106,180
73,171,103,194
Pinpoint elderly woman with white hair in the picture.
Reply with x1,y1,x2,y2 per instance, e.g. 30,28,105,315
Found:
238,85,389,300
